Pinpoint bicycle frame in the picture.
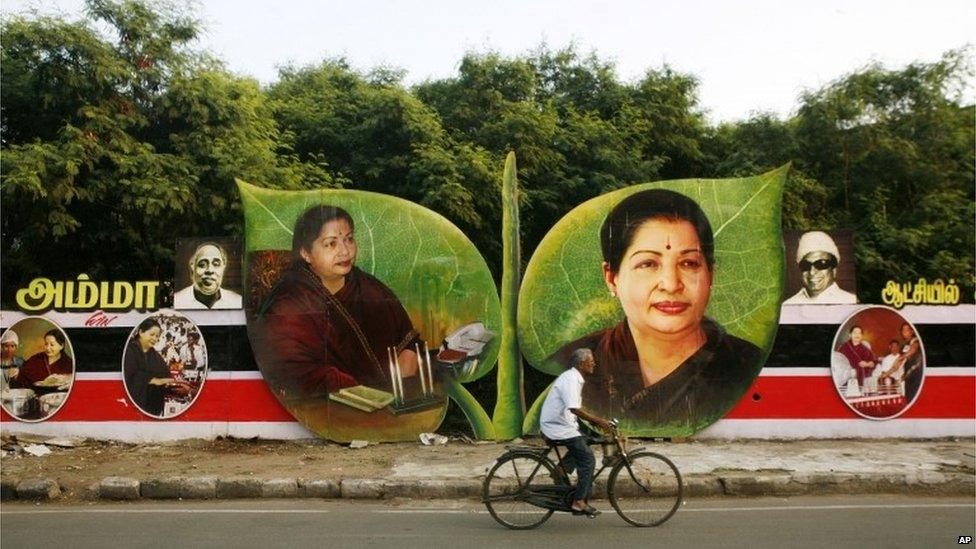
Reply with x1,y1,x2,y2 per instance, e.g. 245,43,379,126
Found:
483,450,574,511
493,426,652,511
484,425,684,529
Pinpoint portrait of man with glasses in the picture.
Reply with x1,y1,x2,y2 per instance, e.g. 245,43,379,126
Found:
783,230,858,305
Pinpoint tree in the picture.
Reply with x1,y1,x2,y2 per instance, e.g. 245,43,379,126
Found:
1,0,331,303
415,47,709,262
267,60,503,274
794,49,975,300
702,113,833,230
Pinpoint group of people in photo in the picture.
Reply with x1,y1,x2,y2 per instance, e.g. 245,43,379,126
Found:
1,328,73,392
834,322,923,400
0,322,75,421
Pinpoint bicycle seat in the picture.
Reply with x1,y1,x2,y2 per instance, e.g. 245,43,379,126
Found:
542,436,575,448
545,434,609,446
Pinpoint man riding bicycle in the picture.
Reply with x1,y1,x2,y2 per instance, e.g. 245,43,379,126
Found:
539,348,612,517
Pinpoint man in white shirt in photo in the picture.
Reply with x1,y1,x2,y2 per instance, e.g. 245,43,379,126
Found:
540,348,612,517
173,242,243,310
784,231,857,305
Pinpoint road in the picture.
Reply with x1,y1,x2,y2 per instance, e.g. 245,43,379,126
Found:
2,495,973,548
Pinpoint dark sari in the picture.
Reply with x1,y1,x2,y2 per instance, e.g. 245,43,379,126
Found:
11,352,73,389
123,339,170,416
552,318,760,430
839,340,878,385
253,264,419,399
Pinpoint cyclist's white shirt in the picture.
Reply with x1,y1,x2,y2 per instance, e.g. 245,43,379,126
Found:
540,367,584,440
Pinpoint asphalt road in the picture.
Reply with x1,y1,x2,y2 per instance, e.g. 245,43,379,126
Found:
2,495,973,548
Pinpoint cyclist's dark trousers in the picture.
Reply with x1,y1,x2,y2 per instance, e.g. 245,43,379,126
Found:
555,436,595,502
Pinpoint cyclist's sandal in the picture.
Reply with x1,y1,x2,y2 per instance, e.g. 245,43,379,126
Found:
571,505,601,517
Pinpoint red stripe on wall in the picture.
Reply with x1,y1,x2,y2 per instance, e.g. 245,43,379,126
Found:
0,379,293,422
2,376,973,423
725,376,975,419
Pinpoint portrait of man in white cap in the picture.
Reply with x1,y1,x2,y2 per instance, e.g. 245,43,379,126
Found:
783,230,858,304
173,241,243,309
1,330,24,391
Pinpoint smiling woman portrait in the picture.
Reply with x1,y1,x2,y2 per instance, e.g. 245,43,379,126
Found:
123,317,171,416
10,329,73,389
252,204,421,400
552,189,761,428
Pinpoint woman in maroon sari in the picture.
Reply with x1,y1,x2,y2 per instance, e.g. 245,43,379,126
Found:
254,205,420,400
551,189,761,430
838,325,878,387
10,329,73,389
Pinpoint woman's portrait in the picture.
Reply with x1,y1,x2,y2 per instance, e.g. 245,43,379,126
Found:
830,306,925,420
551,189,761,428
122,312,207,419
253,205,424,402
837,325,879,388
0,317,75,422
239,179,503,442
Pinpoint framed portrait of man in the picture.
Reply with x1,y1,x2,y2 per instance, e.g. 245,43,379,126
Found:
783,229,858,305
173,237,243,310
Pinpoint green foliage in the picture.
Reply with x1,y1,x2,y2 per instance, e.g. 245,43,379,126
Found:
1,0,332,302
266,60,502,274
703,49,975,300
793,50,975,299
415,46,710,267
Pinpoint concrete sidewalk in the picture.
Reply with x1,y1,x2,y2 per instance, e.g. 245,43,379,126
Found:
1,436,973,502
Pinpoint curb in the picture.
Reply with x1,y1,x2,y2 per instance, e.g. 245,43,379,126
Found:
3,473,973,502
13,478,61,500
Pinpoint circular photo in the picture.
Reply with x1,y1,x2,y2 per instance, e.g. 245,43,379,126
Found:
122,311,208,419
831,306,925,420
1,317,75,422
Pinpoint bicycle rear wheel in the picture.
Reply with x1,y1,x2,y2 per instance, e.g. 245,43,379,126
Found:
483,453,562,529
608,451,682,527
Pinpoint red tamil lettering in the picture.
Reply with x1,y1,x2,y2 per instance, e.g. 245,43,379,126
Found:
84,310,118,327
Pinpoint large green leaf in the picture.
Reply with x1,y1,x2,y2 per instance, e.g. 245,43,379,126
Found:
237,179,501,440
518,166,787,435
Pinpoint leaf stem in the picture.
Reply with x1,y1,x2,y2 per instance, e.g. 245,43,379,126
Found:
492,152,524,439
521,383,552,436
445,379,494,439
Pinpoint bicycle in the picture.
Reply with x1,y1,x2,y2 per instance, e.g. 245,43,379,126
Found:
482,420,683,529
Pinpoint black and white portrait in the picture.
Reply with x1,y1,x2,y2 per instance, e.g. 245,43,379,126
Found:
783,230,858,305
173,238,243,309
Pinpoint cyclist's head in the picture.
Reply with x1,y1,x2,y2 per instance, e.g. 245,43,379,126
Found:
570,348,596,375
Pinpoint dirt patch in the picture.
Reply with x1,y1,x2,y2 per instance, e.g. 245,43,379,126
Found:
0,435,510,501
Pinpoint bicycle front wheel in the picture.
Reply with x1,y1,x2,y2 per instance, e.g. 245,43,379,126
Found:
483,453,562,530
608,451,682,527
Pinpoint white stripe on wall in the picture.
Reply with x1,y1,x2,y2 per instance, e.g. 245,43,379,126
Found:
698,418,976,438
2,418,973,442
3,304,974,329
70,368,975,382
0,421,316,442
777,304,975,324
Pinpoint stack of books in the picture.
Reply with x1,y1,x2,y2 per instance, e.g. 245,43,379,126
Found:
328,385,395,413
